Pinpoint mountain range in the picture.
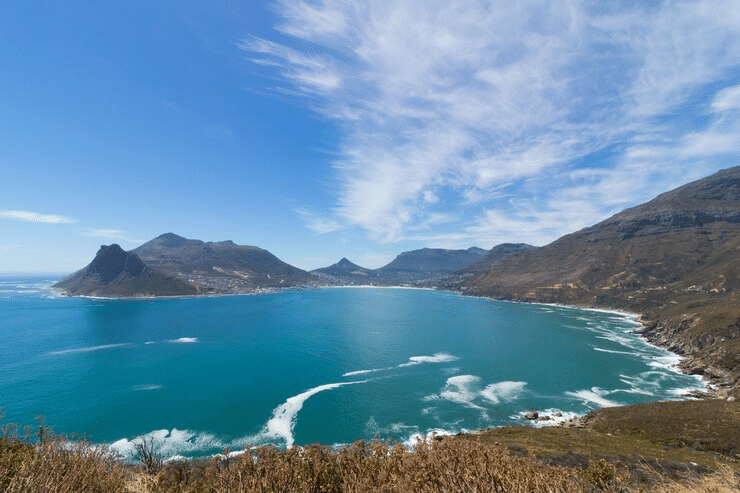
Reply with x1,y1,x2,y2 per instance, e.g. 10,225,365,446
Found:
311,247,499,284
53,237,493,297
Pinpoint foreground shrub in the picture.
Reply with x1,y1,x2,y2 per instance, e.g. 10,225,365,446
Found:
151,438,580,492
0,436,127,493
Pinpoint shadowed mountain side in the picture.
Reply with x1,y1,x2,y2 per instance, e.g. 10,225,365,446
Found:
132,233,314,289
53,244,198,297
459,243,537,274
378,247,487,275
312,258,372,277
464,166,740,396
313,247,491,285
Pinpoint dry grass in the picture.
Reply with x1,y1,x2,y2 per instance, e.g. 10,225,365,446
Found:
2,415,737,493
150,439,581,493
0,437,128,493
652,466,740,493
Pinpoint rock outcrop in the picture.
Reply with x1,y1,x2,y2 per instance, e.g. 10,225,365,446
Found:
53,244,199,297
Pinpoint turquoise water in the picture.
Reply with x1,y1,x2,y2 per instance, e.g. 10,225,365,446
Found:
0,278,704,459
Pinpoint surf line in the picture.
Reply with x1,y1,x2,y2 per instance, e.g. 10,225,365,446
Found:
258,379,369,448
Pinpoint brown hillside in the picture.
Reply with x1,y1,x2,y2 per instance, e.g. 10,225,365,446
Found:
465,166,740,396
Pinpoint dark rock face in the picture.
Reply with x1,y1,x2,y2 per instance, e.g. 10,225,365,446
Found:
377,247,487,276
461,243,536,274
53,244,199,297
86,244,146,284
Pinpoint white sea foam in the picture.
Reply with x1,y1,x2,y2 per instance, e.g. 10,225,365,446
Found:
593,347,638,356
564,387,621,408
516,408,581,427
669,387,705,398
400,353,458,366
365,417,420,438
343,366,396,377
596,333,638,349
426,375,484,409
480,381,527,404
647,354,681,371
343,352,458,377
256,380,368,448
133,384,163,391
110,428,222,459
167,337,199,344
48,343,132,355
403,429,457,448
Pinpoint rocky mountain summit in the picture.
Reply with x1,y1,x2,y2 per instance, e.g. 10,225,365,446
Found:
376,247,487,280
132,233,313,291
465,166,740,396
312,258,373,279
55,234,317,297
53,244,198,297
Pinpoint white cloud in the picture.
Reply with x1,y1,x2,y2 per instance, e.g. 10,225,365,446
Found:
82,229,142,244
0,210,76,224
294,207,342,234
711,84,740,113
245,0,740,247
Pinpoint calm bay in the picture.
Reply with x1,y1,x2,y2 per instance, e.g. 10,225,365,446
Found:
0,278,704,459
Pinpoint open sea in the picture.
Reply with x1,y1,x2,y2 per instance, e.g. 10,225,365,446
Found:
0,277,705,459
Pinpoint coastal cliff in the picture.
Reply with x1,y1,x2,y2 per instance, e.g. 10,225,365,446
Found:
464,166,740,397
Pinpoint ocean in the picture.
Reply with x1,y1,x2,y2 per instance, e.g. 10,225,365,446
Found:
0,277,704,459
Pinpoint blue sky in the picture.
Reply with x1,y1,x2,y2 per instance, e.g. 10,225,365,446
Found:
2,0,740,274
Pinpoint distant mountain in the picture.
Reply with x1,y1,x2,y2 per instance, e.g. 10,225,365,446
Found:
312,258,372,277
460,243,536,274
131,233,314,290
465,166,740,394
376,247,487,280
53,244,198,297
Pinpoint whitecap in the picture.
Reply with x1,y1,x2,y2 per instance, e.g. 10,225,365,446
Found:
167,337,199,344
517,408,581,427
48,343,132,355
480,381,527,404
403,429,457,448
426,375,484,410
564,387,621,408
110,428,222,460
254,379,368,448
593,347,638,356
343,352,458,377
400,353,458,366
132,384,163,391
343,366,396,377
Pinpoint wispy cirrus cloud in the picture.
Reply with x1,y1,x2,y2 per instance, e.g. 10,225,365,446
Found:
244,0,740,247
294,207,342,234
82,229,143,244
0,210,77,224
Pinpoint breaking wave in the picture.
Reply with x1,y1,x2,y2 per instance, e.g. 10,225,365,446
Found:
343,352,457,377
48,343,132,355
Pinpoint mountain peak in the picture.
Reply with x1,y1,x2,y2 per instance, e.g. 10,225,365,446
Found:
87,244,146,284
152,233,195,248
